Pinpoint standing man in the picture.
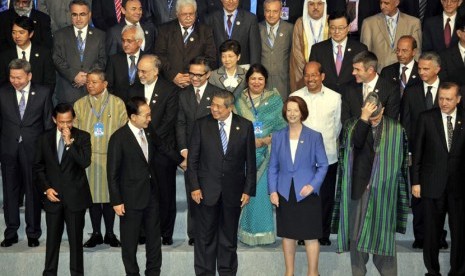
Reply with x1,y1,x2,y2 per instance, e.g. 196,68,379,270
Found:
53,0,106,104
413,82,465,276
0,59,53,248
440,20,465,86
259,0,293,99
38,0,74,33
332,92,409,276
35,103,92,276
108,96,183,276
188,90,256,276
289,61,341,246
73,68,128,248
399,0,442,23
91,0,120,32
177,56,222,246
142,0,178,25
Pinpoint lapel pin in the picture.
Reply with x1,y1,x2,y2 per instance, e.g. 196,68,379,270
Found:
89,31,93,35
412,75,416,79
236,126,240,130
206,97,210,100
33,20,37,24
279,33,283,37
31,91,35,95
152,100,156,104
348,48,352,52
190,37,194,42
300,140,304,143
154,93,158,97
35,53,39,57
236,21,240,25
458,121,462,125
393,77,397,81
265,102,268,105
108,114,111,117
145,30,148,34
375,89,379,93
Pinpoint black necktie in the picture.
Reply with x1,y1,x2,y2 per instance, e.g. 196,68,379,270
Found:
447,116,453,151
425,85,433,109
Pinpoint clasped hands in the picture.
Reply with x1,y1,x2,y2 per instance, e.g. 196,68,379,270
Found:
270,184,314,207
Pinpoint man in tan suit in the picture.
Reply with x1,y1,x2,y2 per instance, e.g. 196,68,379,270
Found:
360,0,421,71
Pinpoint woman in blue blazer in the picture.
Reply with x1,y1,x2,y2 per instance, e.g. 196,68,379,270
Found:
268,96,328,276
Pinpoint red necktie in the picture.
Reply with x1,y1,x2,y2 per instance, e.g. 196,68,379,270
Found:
444,18,451,48
115,0,122,23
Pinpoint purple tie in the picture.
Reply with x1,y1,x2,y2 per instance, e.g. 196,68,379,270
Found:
335,45,343,76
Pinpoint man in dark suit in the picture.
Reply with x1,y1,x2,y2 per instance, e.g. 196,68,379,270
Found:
205,0,261,67
142,0,178,25
0,0,52,51
0,16,55,90
188,90,256,276
35,103,92,276
106,24,143,102
309,11,368,94
240,0,305,24
130,55,180,245
0,59,53,248
105,0,156,56
53,0,106,104
440,20,465,86
422,0,461,52
380,35,421,97
412,82,465,276
154,0,216,88
108,96,184,276
399,0,442,22
91,0,119,32
177,56,222,246
341,50,400,124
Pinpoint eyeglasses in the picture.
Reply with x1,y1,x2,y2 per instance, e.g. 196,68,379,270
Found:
189,72,208,79
329,25,348,32
71,12,89,18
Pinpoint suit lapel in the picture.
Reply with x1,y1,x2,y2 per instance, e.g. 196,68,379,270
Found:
450,109,464,152
408,63,419,86
284,127,293,171
8,86,22,120
124,124,148,162
22,84,37,121
49,129,60,165
326,40,338,77
225,115,239,156
377,15,391,48
434,111,449,151
82,27,94,60
451,47,464,70
210,117,225,156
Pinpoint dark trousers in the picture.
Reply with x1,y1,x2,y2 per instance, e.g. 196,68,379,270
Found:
43,205,86,276
319,162,337,239
88,203,115,234
184,171,196,239
120,193,161,276
2,142,41,239
423,192,465,276
194,198,241,276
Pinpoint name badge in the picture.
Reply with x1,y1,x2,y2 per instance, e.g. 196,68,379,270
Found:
94,122,104,137
253,121,263,136
281,7,290,21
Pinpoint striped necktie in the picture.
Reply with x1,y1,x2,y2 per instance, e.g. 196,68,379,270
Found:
219,121,227,154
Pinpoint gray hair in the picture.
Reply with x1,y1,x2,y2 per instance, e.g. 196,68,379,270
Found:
419,51,441,67
140,54,162,70
264,0,282,5
353,50,378,72
364,92,383,117
9,58,31,74
69,0,90,10
122,24,145,41
176,0,197,13
213,90,235,108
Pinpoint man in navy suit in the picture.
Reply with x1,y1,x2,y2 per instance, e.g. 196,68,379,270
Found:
440,20,465,86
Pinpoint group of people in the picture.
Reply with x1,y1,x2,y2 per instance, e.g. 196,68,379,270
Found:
1,0,465,275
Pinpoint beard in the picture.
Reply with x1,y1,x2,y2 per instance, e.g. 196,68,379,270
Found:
15,2,33,16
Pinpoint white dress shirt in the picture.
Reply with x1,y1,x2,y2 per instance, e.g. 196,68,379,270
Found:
16,43,32,61
423,77,440,105
144,78,157,103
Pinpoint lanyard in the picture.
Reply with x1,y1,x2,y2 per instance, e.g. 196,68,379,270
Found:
386,14,399,49
247,89,263,118
225,14,236,39
309,20,323,45
183,25,194,44
87,93,110,122
167,0,174,12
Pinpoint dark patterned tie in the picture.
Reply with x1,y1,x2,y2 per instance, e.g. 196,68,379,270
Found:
129,55,136,85
195,88,201,104
419,0,427,22
77,30,84,61
22,51,26,60
182,26,189,44
425,86,433,109
444,18,451,48
227,14,233,33
447,115,453,151
19,90,26,119
400,66,407,96
219,121,227,154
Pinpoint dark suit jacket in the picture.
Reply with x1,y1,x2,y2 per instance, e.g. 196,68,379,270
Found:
400,82,439,151
413,108,465,198
0,9,53,51
0,44,55,89
309,38,368,93
154,19,217,81
34,127,92,212
205,9,261,66
143,0,178,26
422,14,459,52
105,51,143,102
399,0,442,22
197,0,227,23
341,76,400,124
91,0,118,32
440,45,465,86
105,20,156,56
380,61,421,93
187,114,256,207
176,83,222,152
0,83,53,164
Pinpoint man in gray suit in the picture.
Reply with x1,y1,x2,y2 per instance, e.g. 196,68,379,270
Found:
38,0,90,33
52,0,106,104
259,0,292,100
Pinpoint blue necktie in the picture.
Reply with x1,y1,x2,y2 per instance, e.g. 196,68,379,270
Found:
250,0,257,14
219,121,228,154
0,0,8,12
19,90,26,119
57,137,64,163
77,30,84,61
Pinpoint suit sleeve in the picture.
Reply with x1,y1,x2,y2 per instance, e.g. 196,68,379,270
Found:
154,86,178,140
42,48,57,88
105,56,116,92
243,121,257,196
67,130,92,169
421,19,433,52
399,90,411,146
107,132,124,205
52,32,80,82
105,29,118,57
309,132,329,193
249,16,261,65
384,84,401,120
360,18,372,51
341,88,352,124
411,19,422,59
204,26,218,69
34,135,52,192
153,25,177,81
95,32,107,70
42,88,54,130
187,120,202,191
40,13,53,50
176,93,188,151
267,131,280,194
412,112,427,186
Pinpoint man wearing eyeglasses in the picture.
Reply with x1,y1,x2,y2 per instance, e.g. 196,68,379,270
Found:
154,0,216,89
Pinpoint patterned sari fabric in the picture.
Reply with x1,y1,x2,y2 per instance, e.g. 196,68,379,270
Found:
331,117,409,256
235,89,286,246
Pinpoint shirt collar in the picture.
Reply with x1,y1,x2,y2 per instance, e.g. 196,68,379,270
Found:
220,110,233,126
365,74,379,90
74,25,88,36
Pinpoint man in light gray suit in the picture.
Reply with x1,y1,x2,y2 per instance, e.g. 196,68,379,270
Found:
52,0,106,104
259,0,293,100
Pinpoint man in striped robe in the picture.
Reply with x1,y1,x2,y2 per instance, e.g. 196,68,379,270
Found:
331,92,409,276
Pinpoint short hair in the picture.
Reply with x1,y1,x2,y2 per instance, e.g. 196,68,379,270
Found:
327,10,349,25
264,0,282,6
219,39,241,56
126,96,147,117
140,54,162,70
176,0,197,13
53,103,75,118
282,96,309,122
304,61,323,75
121,24,144,41
398,35,417,50
12,16,34,33
87,67,106,81
353,51,378,71
245,63,268,84
364,92,383,117
189,56,212,72
419,51,441,67
122,0,141,8
438,82,461,97
8,59,31,74
213,90,235,108
69,0,90,10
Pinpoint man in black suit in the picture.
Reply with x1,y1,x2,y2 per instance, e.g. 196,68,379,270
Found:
91,0,120,32
108,96,184,276
440,20,465,86
309,11,368,93
142,0,178,25
188,90,256,276
0,0,52,51
341,50,400,124
0,59,53,248
205,0,261,67
106,0,156,56
413,82,465,276
399,0,442,22
177,56,222,246
380,35,421,97
0,16,55,90
422,0,461,52
106,24,143,102
130,55,180,245
35,103,92,276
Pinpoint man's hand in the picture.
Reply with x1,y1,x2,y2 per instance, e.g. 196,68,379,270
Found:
179,158,187,171
113,204,125,216
173,73,190,88
412,184,421,198
240,193,250,208
46,188,60,202
61,126,72,145
73,71,87,87
191,189,203,204
360,101,378,121
181,150,188,159
255,138,264,148
270,192,279,207
299,184,314,197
